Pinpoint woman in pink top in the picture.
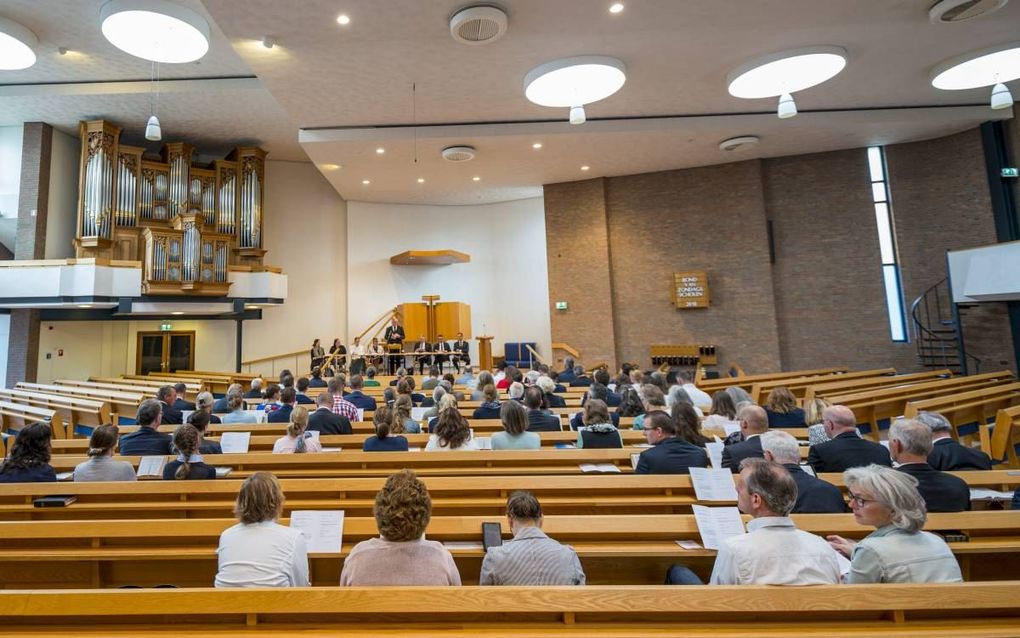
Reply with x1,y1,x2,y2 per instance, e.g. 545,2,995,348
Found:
272,407,322,453
340,469,461,586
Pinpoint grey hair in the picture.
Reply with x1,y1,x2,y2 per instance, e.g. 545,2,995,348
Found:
889,418,933,456
725,386,753,405
251,378,263,390
536,376,556,394
196,391,215,411
665,385,694,408
564,357,575,369
739,458,798,517
760,430,800,464
916,411,953,433
136,399,162,426
508,381,525,400
638,384,666,408
525,370,540,385
432,385,447,401
844,464,927,533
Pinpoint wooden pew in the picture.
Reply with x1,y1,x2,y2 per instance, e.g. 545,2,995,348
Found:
697,367,848,393
57,379,159,398
0,389,108,434
749,367,897,405
904,383,1020,442
15,382,143,425
803,369,953,403
0,510,1015,587
1,583,1019,637
986,405,1020,468
0,401,67,438
102,376,205,398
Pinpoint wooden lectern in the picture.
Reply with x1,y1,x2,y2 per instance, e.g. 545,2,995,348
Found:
476,335,494,371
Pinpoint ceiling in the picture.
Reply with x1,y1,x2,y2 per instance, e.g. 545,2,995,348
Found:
0,0,1017,203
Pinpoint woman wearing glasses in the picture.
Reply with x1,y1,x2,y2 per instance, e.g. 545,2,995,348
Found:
827,464,962,583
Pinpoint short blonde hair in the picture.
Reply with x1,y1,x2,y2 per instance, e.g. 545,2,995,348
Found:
235,471,285,524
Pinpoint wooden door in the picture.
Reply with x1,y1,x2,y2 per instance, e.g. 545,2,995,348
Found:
136,331,196,374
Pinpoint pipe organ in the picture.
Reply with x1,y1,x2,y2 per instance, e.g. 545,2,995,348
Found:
73,119,270,295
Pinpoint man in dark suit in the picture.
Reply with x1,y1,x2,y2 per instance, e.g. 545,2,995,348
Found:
157,385,183,425
761,431,847,513
722,405,768,472
267,387,297,423
451,332,470,373
413,335,431,375
890,418,970,512
308,368,328,388
384,317,406,374
343,375,377,411
171,382,195,412
119,399,172,456
308,392,352,435
558,357,577,384
294,377,315,405
213,383,242,413
807,405,891,473
569,366,592,387
523,387,561,432
635,410,708,474
433,334,453,373
244,378,264,399
918,411,993,471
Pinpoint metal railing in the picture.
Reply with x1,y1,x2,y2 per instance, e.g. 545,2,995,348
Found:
910,278,981,373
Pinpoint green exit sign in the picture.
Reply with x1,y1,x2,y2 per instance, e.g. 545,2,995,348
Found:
160,321,172,332
555,301,568,310
1002,168,1019,178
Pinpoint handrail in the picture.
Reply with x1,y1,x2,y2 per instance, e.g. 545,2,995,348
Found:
525,344,546,366
551,342,580,358
910,278,981,373
241,350,306,366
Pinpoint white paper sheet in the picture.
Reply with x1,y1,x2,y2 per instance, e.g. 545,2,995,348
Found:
722,421,741,436
690,467,738,501
290,510,345,553
579,463,622,473
691,504,745,550
705,441,724,470
411,407,429,421
56,471,73,481
970,488,1015,501
219,431,251,454
136,456,166,478
799,464,817,477
356,408,365,422
630,452,642,468
832,547,852,576
214,466,232,478
675,540,703,550
475,437,492,450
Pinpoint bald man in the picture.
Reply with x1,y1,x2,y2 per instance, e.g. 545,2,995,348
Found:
721,405,769,473
806,405,891,473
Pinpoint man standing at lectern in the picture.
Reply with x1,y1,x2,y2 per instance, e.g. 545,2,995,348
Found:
452,332,470,373
384,317,406,374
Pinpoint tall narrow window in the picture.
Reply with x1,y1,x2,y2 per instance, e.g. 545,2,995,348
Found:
867,146,907,342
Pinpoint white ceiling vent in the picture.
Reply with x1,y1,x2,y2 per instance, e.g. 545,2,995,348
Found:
442,145,476,162
718,136,760,152
929,0,1008,23
450,5,508,45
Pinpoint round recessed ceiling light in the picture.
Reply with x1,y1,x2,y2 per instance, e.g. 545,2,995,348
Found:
532,142,543,149
930,42,1020,89
417,177,425,183
719,136,760,152
100,0,210,63
580,165,590,171
78,304,93,308
375,147,385,154
472,176,481,181
609,3,625,13
727,46,847,99
362,179,370,185
0,16,39,70
321,163,341,171
337,13,351,25
524,55,626,124
171,311,184,315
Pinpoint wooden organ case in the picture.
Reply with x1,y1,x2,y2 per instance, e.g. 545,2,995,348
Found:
73,119,269,295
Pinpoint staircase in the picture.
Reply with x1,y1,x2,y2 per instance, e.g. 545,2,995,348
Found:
910,278,980,374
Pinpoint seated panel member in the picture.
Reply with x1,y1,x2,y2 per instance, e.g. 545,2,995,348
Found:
433,334,453,373
349,336,367,376
451,332,470,373
413,335,432,374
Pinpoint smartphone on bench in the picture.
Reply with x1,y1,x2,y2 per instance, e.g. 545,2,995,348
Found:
482,522,503,551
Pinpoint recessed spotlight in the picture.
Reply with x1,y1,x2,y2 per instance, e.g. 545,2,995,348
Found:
362,179,371,185
609,3,625,13
375,147,385,154
337,14,351,25
525,56,627,125
100,0,211,63
77,304,92,308
417,177,425,183
321,163,341,171
532,142,543,149
580,165,590,171
171,311,185,315
0,16,39,70
472,176,481,181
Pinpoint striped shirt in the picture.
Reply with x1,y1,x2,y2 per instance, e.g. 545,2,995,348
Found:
332,395,360,421
479,526,585,586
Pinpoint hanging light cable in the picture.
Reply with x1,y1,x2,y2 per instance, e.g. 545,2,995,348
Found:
145,60,162,141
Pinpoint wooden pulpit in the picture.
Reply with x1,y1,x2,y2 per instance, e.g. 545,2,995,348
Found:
476,335,493,371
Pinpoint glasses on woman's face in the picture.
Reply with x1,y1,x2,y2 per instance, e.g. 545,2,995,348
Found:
847,491,877,508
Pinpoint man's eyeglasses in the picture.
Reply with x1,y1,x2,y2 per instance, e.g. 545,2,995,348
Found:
642,426,658,432
847,491,876,507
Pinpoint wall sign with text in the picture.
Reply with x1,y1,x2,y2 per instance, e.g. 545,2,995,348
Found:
673,271,710,309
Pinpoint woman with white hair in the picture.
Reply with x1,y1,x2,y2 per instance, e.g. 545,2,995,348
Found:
195,391,221,424
664,385,704,417
537,376,566,408
827,464,962,583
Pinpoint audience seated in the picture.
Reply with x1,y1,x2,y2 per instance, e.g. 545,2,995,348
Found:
340,470,461,585
363,367,381,387
427,394,459,433
422,367,441,391
163,424,216,480
570,384,621,429
273,406,321,453
259,385,282,414
524,386,560,432
220,393,249,424
918,410,993,471
119,399,172,456
480,491,585,586
421,384,445,411
329,377,360,422
557,357,576,384
631,384,667,430
702,391,739,433
508,381,525,403
308,367,327,388
244,377,264,399
267,387,297,423
492,401,541,450
568,365,592,387
471,371,495,401
172,382,195,412
0,422,56,483
888,418,970,513
195,391,221,424
73,424,136,482
764,387,806,427
186,411,223,455
576,399,622,448
678,370,712,408
294,377,315,404
363,406,409,452
213,384,242,412
724,385,754,406
634,410,708,474
343,375,377,411
828,464,963,583
427,406,479,451
761,431,845,513
671,403,711,448
616,385,644,419
721,405,769,472
158,385,183,425
807,405,891,472
804,397,833,446
391,394,421,434
537,375,566,408
472,384,502,420
665,385,704,417
308,392,352,435
215,472,309,587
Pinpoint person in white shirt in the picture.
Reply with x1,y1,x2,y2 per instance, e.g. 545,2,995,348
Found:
707,458,840,585
215,471,309,587
426,408,480,451
349,336,367,376
678,370,712,409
